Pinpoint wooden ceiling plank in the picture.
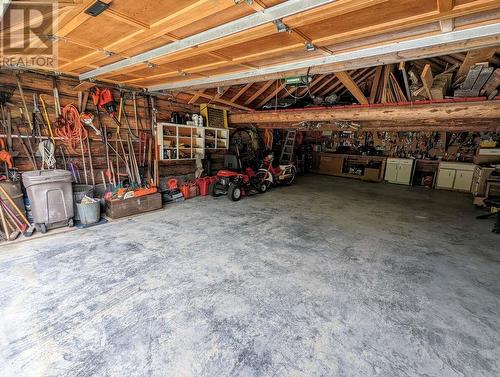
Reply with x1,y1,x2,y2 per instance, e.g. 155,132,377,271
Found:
312,0,500,47
79,0,336,80
68,0,389,76
103,8,150,30
58,0,229,71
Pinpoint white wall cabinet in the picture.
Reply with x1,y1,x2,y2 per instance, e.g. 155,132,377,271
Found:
436,162,475,192
384,158,414,185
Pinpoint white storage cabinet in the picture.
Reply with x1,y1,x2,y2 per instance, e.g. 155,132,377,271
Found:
384,158,415,185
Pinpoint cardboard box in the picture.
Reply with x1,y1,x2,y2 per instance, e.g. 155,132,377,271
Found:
105,193,162,219
473,196,487,207
362,168,381,182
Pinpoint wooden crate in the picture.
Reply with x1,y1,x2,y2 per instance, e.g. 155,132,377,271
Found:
105,193,162,219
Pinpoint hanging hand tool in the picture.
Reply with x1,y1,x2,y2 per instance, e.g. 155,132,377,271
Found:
80,113,102,136
52,76,61,119
32,94,43,141
39,95,55,145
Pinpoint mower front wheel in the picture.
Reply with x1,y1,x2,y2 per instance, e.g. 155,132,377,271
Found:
228,184,242,201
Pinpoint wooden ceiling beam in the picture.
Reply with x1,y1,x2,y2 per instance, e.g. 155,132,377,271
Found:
184,91,254,112
257,82,286,108
188,90,205,104
438,0,454,33
151,25,500,91
230,83,253,103
338,68,376,97
244,80,275,105
320,68,370,97
334,71,369,104
229,100,500,124
311,75,337,95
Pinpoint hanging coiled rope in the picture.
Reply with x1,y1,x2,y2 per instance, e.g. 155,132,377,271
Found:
38,139,56,169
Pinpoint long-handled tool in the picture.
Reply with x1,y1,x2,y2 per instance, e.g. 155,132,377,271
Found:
15,74,33,131
0,204,10,241
11,122,36,170
0,198,27,233
86,135,95,185
79,130,88,184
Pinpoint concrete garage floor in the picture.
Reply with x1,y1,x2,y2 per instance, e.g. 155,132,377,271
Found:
0,174,499,377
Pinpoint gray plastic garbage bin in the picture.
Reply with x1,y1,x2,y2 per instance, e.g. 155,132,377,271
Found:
22,170,74,233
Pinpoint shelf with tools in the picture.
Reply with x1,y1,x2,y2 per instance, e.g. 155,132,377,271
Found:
157,123,229,161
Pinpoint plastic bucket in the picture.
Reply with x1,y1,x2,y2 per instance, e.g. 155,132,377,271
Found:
73,184,94,220
76,201,100,225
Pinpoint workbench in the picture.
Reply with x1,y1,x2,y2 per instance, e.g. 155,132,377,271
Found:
316,153,386,182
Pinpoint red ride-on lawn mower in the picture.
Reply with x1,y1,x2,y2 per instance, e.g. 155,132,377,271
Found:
209,167,268,201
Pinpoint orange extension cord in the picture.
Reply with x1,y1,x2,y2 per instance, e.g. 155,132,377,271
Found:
55,104,88,155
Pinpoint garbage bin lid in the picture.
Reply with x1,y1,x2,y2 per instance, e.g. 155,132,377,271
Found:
22,169,73,185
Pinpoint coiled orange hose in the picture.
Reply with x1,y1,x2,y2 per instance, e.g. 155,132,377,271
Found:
55,104,88,155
